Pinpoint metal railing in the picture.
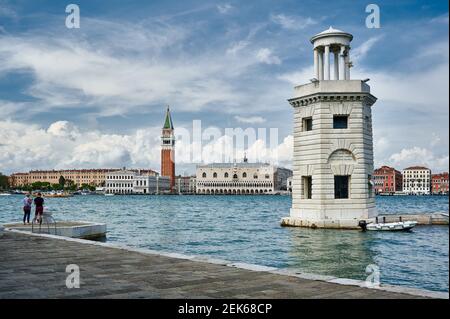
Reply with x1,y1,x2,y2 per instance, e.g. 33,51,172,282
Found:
31,211,57,235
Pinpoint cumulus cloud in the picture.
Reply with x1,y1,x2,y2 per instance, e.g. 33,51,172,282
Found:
194,133,292,166
234,115,266,124
0,120,293,174
271,14,317,30
256,48,281,65
0,120,161,173
47,121,80,140
388,147,449,172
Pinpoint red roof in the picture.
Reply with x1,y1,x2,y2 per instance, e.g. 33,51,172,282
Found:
374,166,401,175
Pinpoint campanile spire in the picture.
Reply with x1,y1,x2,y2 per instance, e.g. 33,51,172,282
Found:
161,105,175,190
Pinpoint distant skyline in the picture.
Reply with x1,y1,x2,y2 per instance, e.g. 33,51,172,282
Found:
0,0,448,175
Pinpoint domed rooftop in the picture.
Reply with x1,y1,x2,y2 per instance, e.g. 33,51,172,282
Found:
310,26,353,43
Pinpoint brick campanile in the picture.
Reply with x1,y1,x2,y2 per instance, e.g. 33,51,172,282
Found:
161,106,175,190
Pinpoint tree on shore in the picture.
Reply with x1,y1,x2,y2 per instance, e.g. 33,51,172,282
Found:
65,179,77,191
59,175,66,189
81,183,96,191
0,172,9,190
31,181,51,191
51,183,62,191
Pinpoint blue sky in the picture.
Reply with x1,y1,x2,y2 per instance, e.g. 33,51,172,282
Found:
0,0,448,175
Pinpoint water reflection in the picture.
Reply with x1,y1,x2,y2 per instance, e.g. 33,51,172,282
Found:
286,227,375,280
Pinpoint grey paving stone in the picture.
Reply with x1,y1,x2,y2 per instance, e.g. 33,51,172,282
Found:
0,231,430,299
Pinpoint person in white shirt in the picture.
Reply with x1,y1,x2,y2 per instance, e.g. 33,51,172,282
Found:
22,194,32,224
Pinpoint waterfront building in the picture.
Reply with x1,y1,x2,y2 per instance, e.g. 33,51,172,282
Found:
161,106,176,191
282,27,378,229
175,176,196,194
105,169,170,194
9,168,157,188
402,166,432,195
431,172,448,195
373,166,403,194
195,156,292,194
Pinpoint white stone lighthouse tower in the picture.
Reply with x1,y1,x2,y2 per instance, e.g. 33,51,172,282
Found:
281,27,378,229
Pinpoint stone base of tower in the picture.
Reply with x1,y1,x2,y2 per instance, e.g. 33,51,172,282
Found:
281,208,377,229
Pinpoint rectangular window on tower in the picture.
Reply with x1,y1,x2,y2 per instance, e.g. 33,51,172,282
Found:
333,115,348,129
302,176,312,199
303,117,313,131
334,175,350,199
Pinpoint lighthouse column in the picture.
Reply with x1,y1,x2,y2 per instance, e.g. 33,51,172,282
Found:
314,48,319,79
324,45,330,80
345,53,351,80
334,51,339,80
318,49,324,80
339,45,346,80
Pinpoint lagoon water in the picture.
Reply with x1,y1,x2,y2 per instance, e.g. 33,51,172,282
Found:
0,195,448,292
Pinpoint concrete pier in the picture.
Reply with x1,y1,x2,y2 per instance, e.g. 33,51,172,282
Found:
3,221,106,239
281,213,449,228
0,230,447,299
377,213,449,225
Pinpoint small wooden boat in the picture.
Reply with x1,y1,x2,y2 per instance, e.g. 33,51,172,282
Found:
366,220,418,231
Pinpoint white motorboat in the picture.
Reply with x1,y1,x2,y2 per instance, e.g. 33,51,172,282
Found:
104,193,115,196
366,220,418,231
0,193,11,196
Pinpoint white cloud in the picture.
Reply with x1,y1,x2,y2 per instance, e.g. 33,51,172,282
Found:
0,17,292,119
388,147,449,172
197,133,292,166
256,48,281,65
234,115,266,124
271,14,317,30
352,36,383,63
217,4,233,14
226,41,249,56
277,66,313,85
0,120,293,174
0,18,276,117
0,120,161,174
47,121,80,140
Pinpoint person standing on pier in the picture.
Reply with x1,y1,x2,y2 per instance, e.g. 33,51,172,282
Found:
34,193,44,224
22,194,32,224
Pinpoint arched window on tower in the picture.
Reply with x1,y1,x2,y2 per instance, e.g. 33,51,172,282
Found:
242,172,247,178
224,172,229,178
213,172,217,178
202,172,207,178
